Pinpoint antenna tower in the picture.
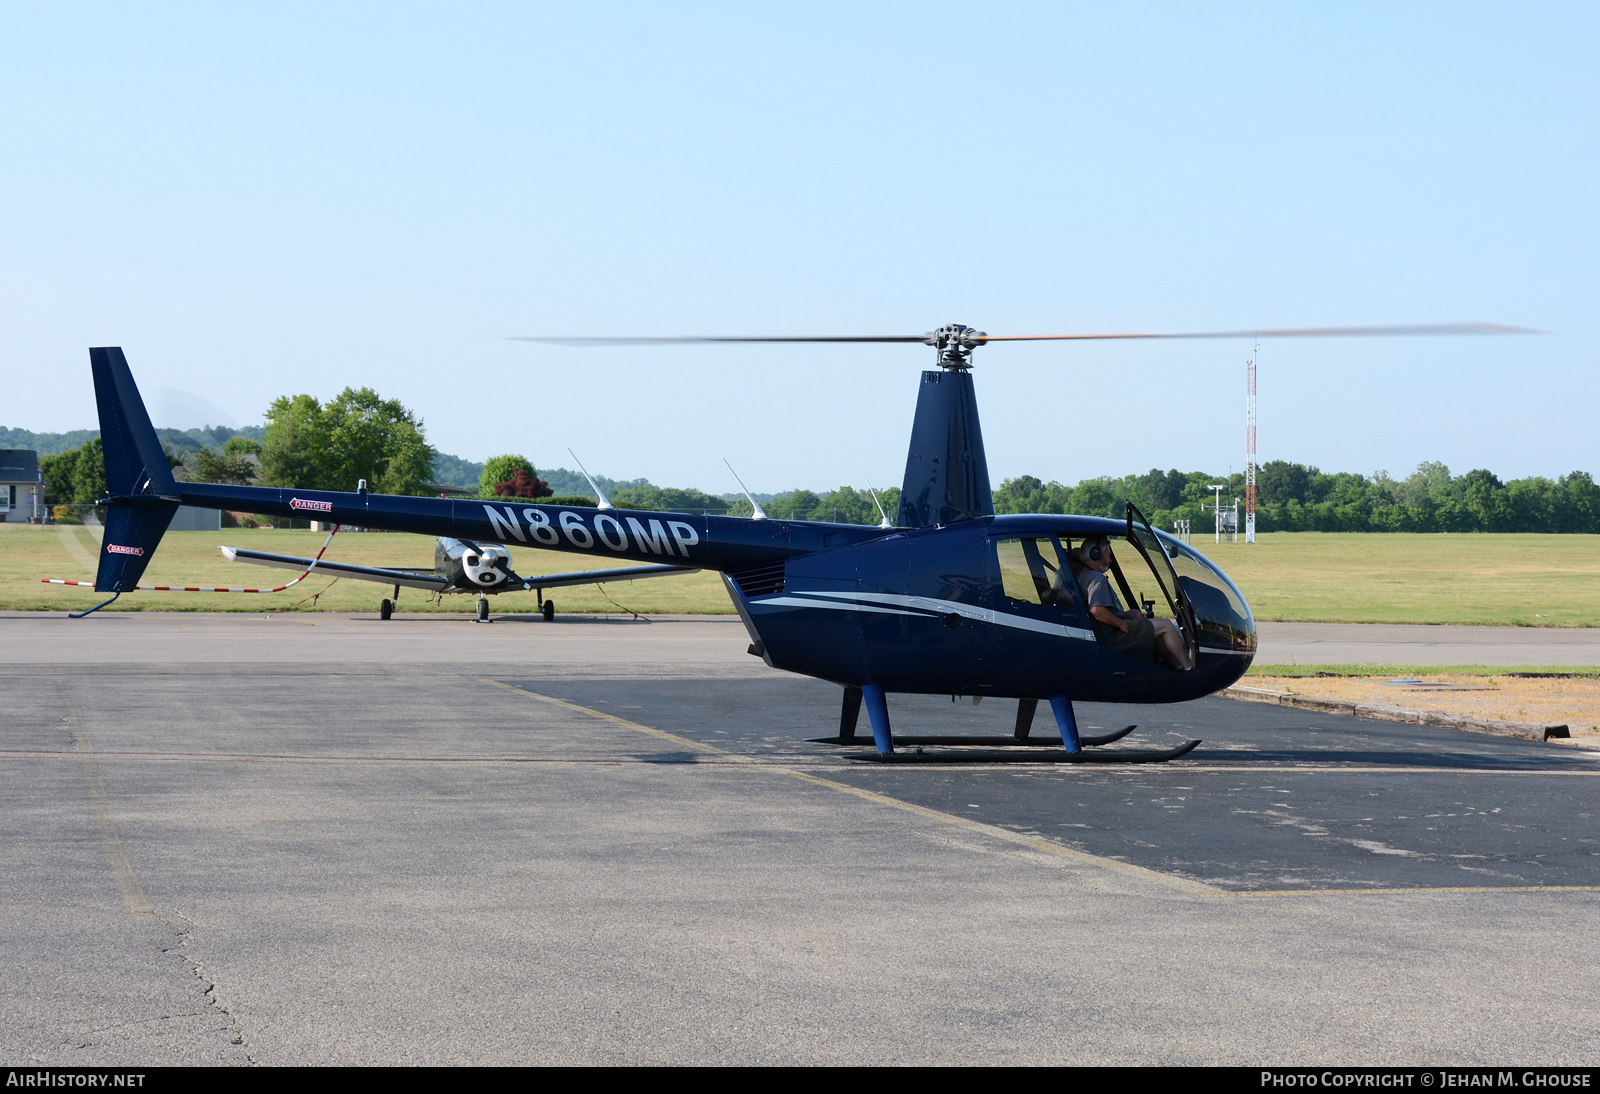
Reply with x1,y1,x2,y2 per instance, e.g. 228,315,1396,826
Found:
1244,343,1258,545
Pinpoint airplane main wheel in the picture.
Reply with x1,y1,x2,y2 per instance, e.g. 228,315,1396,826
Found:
477,599,490,623
542,599,555,622
380,599,393,621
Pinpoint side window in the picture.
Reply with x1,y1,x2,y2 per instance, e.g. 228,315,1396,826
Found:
994,537,1076,608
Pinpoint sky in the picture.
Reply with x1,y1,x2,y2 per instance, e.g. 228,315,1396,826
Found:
2,3,1594,492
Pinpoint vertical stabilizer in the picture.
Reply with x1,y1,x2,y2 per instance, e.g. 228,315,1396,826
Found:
896,370,993,528
88,348,180,592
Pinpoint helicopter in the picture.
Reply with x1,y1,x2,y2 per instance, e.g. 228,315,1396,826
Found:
67,324,1521,761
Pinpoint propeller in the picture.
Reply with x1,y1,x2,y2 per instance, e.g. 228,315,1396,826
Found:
514,321,1538,369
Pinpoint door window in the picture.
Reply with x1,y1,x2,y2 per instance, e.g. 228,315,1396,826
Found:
994,536,1077,608
1125,502,1199,655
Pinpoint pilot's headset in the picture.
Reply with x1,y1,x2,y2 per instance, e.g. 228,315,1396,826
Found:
1081,536,1111,564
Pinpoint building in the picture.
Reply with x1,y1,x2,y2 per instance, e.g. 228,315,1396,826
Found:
0,450,42,523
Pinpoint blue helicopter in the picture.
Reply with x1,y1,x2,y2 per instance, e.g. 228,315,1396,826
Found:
72,323,1518,762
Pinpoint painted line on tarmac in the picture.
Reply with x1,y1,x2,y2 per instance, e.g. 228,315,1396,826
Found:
1091,765,1600,775
480,679,1221,897
56,680,156,923
1233,885,1600,897
0,750,793,765
6,750,1595,780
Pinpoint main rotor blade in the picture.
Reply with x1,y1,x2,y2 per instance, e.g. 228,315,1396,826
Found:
513,323,1537,347
978,322,1539,342
511,335,932,345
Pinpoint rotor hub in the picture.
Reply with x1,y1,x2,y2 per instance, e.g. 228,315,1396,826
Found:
922,324,988,370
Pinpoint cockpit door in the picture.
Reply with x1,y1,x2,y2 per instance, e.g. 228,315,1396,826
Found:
1124,502,1199,659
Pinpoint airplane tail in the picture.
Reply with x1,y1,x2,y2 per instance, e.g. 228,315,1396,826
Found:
88,347,181,592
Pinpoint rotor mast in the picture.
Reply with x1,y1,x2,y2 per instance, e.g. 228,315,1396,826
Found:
925,323,988,370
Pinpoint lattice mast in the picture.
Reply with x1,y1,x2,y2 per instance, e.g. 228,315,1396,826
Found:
1244,344,1258,545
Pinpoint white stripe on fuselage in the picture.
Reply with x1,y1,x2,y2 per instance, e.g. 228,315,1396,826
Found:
751,595,923,617
749,590,1096,642
748,589,1251,655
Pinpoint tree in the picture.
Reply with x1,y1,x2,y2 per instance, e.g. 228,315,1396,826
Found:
766,489,822,519
815,486,884,525
1559,472,1600,534
994,475,1071,515
39,447,80,506
260,388,436,495
1257,461,1314,506
1068,478,1118,518
493,467,552,499
479,454,546,499
189,447,258,485
70,437,108,504
320,388,435,495
611,484,728,512
1457,469,1511,532
259,394,326,490
1131,468,1186,511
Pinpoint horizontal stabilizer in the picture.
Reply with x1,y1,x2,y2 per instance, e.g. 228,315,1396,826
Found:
220,547,450,591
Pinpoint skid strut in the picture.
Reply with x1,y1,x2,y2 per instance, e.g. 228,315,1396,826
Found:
1051,694,1082,753
839,685,863,742
861,684,893,755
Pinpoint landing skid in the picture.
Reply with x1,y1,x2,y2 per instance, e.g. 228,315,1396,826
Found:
824,689,1198,763
849,739,1202,764
806,725,1138,748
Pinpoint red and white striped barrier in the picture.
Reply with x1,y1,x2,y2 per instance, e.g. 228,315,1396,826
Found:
43,527,341,594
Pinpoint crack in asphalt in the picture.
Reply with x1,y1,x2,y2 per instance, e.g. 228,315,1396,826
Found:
167,915,258,1066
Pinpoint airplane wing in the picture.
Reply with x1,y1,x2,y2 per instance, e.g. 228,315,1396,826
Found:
514,563,698,590
221,547,698,592
220,547,452,591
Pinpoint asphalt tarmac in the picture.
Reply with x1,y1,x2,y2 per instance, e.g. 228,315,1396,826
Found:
3,612,1598,1066
1256,621,1600,666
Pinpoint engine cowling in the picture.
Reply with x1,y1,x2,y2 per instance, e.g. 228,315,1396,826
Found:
435,537,512,589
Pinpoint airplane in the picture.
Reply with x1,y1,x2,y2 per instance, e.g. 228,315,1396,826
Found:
62,325,1523,762
221,535,696,622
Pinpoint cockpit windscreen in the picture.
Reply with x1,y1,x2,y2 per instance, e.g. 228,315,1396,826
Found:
1153,531,1256,652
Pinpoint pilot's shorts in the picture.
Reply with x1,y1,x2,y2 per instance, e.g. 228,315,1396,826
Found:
1107,615,1156,661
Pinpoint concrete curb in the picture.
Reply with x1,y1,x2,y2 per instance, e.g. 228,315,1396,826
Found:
1221,684,1571,742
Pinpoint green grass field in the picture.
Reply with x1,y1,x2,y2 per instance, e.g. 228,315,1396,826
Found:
5,525,1599,625
1198,532,1600,627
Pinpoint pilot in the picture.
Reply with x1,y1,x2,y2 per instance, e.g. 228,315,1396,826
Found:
1074,536,1194,671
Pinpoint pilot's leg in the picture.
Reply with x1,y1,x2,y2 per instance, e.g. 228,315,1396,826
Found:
1152,619,1192,670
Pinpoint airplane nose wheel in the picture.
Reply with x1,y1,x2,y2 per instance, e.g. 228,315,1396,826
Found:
476,595,491,623
542,599,555,622
379,598,393,621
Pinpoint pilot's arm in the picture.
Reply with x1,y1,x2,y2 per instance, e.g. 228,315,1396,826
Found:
1084,563,1149,632
1090,604,1133,632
